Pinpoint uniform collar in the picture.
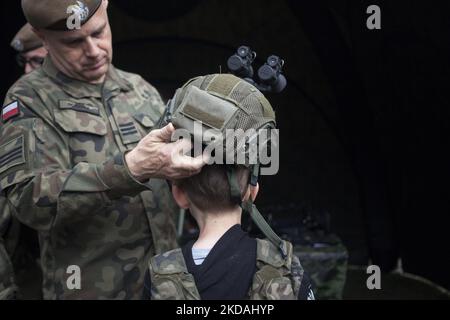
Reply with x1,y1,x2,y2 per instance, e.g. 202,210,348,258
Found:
42,57,133,99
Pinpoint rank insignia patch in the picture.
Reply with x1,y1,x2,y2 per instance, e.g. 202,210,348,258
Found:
0,135,25,176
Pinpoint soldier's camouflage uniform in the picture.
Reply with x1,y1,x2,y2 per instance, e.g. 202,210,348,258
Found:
0,57,178,299
0,245,16,300
0,194,17,300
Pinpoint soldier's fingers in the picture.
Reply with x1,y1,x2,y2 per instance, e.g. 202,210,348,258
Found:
177,153,207,173
201,151,211,165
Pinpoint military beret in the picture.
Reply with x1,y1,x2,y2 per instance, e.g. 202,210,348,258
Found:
10,23,43,53
21,0,102,31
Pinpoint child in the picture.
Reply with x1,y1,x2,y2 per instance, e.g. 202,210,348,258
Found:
144,74,314,300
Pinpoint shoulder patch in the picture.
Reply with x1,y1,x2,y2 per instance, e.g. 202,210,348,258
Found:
0,135,25,176
2,101,20,122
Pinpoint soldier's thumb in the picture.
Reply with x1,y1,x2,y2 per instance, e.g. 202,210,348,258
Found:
153,123,175,142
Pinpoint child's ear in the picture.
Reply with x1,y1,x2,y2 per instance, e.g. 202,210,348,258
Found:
243,183,259,202
172,184,190,209
250,183,259,202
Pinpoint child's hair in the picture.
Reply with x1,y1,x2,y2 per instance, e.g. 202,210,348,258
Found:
177,164,250,213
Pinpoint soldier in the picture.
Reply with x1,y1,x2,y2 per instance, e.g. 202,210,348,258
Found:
145,74,315,300
0,0,206,299
11,23,48,74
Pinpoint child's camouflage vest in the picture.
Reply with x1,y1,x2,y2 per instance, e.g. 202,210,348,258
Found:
149,239,305,300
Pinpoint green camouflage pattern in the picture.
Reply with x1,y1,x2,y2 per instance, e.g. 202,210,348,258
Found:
149,238,305,300
3,214,42,300
250,239,302,300
0,194,17,300
0,57,178,299
0,244,16,300
1,178,42,300
168,74,277,167
149,248,201,300
294,237,348,300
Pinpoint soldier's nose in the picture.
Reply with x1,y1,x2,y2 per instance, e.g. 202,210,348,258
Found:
84,37,101,58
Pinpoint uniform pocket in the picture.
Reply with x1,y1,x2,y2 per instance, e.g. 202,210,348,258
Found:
55,108,107,136
55,107,108,164
132,112,158,136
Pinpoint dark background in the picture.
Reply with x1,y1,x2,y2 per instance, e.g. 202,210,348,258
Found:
1,0,449,291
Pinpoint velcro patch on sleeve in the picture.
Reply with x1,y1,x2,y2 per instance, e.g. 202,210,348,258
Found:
0,135,26,176
2,101,20,122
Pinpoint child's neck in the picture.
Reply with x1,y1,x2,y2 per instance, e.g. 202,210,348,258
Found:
192,207,241,249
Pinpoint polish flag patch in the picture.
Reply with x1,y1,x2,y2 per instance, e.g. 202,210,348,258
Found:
2,101,20,122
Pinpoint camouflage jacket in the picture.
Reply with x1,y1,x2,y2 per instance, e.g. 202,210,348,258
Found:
0,58,178,299
0,242,16,300
149,238,305,300
0,195,17,300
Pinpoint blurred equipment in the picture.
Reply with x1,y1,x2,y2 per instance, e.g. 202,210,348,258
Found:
294,235,348,300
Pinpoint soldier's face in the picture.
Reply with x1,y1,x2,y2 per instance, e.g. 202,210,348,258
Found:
19,46,48,74
38,1,112,84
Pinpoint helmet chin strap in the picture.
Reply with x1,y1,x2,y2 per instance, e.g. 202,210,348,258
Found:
226,165,287,258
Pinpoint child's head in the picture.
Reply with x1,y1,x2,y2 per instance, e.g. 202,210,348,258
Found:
167,73,275,217
172,164,259,216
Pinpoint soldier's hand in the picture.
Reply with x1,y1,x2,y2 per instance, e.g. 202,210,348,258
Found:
125,123,207,181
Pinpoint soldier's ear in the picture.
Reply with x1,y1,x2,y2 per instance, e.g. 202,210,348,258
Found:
32,28,49,50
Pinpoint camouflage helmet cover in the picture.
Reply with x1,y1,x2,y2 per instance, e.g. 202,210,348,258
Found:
169,73,276,166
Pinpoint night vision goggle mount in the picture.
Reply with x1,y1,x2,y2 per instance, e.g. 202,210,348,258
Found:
227,45,287,93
